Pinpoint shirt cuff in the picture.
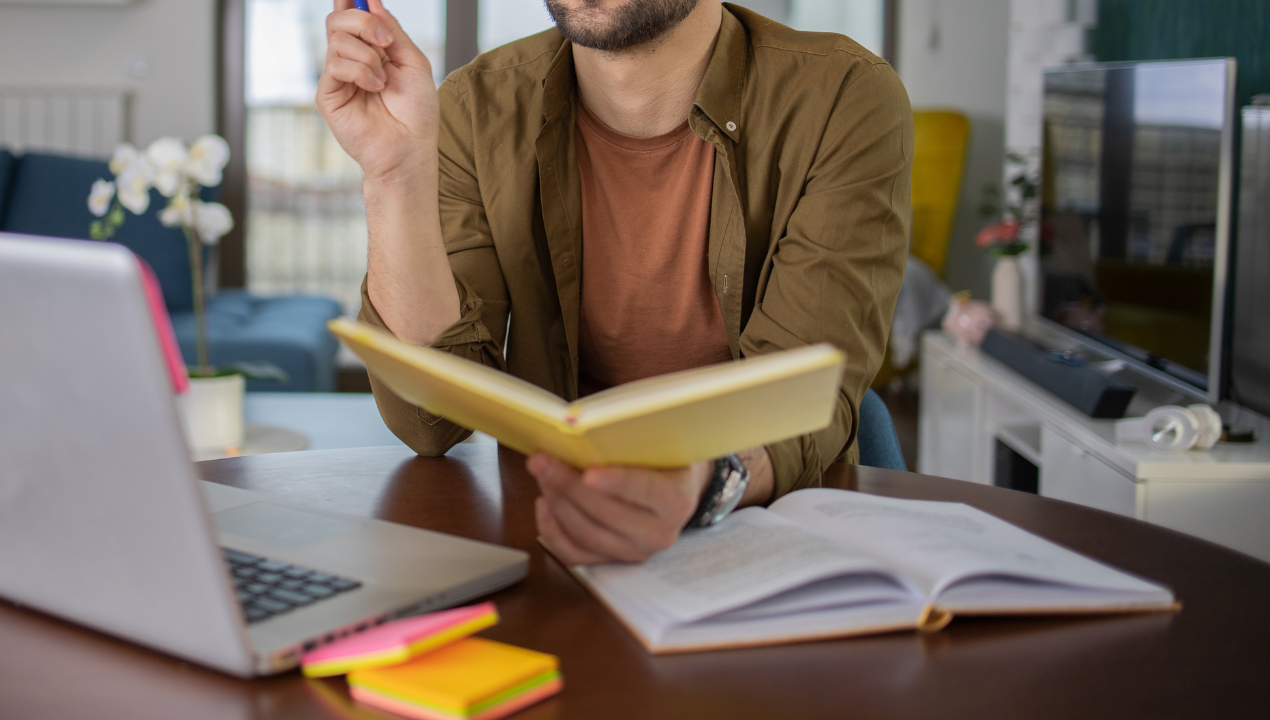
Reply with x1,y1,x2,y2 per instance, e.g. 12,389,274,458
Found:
356,274,503,453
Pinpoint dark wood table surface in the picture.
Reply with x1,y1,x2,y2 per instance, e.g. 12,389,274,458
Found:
3,443,1269,719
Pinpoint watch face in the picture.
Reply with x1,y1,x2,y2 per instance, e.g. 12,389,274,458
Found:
719,470,745,504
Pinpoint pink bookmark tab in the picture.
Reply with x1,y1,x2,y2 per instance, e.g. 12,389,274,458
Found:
302,602,500,677
134,256,189,394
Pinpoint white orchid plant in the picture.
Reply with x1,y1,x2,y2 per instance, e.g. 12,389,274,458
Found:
88,135,284,383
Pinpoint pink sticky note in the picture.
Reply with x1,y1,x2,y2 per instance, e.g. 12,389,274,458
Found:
301,602,499,677
135,255,189,394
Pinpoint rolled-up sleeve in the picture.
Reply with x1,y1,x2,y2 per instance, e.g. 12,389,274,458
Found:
357,71,511,457
744,61,913,498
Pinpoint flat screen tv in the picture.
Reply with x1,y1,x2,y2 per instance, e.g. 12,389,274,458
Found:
1038,58,1236,403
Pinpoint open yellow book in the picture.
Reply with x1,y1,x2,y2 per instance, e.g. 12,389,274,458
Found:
328,319,845,468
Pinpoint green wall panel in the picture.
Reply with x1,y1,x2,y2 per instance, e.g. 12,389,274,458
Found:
1094,0,1269,109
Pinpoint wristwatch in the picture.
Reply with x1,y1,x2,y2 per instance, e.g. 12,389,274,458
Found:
685,454,750,529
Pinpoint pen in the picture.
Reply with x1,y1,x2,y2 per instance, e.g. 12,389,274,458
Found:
354,0,368,10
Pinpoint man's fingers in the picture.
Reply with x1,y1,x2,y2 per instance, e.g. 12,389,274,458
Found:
527,453,583,489
546,493,662,563
329,32,386,80
327,9,394,50
360,0,428,68
583,464,704,521
536,498,608,565
323,56,385,93
557,478,672,547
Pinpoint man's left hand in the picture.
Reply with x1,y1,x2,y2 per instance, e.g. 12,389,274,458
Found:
527,453,711,565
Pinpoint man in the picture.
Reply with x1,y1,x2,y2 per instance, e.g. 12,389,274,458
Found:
317,0,911,565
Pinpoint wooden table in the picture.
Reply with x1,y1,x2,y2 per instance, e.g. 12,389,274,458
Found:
3,444,1269,719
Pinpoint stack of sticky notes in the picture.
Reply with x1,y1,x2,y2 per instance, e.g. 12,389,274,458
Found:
348,637,562,720
300,602,561,720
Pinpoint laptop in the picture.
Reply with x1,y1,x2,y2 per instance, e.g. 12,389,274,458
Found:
0,233,528,677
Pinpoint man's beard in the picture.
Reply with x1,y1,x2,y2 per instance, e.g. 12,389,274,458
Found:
544,0,701,53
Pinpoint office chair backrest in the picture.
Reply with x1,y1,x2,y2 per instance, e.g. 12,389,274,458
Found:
858,388,906,471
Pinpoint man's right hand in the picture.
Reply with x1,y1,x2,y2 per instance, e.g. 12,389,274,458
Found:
318,0,439,183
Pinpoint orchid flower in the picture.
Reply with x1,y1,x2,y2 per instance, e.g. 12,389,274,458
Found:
186,135,231,187
192,201,234,245
146,137,189,198
88,179,115,217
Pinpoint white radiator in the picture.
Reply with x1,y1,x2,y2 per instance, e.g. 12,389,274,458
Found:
0,87,131,157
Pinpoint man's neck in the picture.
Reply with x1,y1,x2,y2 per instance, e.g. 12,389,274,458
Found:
573,0,723,138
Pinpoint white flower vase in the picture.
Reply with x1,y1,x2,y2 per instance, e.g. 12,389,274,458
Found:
991,255,1023,331
179,374,245,453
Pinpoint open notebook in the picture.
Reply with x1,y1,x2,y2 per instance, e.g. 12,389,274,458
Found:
563,488,1177,653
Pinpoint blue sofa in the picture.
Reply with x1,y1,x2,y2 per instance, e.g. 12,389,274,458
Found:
0,149,341,391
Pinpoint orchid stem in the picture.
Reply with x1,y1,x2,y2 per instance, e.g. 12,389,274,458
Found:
183,224,211,376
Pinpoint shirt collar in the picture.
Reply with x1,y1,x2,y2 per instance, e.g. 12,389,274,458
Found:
693,5,747,143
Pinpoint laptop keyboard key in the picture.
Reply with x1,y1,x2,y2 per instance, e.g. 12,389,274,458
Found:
302,584,336,598
254,597,291,613
224,549,264,566
269,588,315,606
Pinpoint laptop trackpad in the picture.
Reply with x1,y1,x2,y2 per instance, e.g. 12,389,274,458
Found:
215,502,359,548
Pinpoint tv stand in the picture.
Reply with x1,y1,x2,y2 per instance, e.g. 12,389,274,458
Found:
919,329,1270,562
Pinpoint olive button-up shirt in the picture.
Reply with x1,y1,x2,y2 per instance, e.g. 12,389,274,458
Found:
358,4,913,499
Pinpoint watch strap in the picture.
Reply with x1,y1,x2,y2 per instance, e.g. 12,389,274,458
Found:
685,454,750,529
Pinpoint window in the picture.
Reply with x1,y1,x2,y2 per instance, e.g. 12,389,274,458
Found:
731,0,886,56
479,0,556,53
243,0,445,321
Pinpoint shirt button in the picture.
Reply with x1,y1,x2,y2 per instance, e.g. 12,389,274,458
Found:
726,121,737,132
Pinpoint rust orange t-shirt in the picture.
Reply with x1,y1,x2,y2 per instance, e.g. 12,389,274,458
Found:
575,100,733,394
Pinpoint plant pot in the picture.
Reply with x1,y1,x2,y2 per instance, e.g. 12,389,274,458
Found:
178,374,245,453
991,255,1023,331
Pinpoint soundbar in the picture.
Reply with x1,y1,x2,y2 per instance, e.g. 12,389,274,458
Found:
980,330,1137,419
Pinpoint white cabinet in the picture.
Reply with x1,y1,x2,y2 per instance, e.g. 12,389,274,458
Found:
918,353,982,483
919,331,1270,562
1038,427,1138,517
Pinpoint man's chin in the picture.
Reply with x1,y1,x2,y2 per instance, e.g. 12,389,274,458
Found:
545,0,701,53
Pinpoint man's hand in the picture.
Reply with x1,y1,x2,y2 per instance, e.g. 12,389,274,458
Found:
528,448,775,565
528,454,711,565
317,0,439,183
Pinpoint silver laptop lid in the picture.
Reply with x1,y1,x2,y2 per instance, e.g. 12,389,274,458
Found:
0,233,253,676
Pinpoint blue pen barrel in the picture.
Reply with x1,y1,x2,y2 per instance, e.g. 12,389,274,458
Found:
354,0,369,10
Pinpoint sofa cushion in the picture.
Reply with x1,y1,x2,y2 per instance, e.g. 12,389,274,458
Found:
1,152,196,311
0,149,16,225
170,291,343,392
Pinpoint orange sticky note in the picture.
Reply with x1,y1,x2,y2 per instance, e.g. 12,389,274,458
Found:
348,637,562,720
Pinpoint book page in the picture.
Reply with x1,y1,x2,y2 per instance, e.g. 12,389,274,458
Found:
575,507,905,625
708,573,914,622
769,489,1170,603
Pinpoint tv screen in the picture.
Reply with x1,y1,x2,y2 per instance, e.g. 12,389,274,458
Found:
1039,59,1234,397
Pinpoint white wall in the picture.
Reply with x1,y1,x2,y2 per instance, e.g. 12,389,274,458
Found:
0,0,216,151
897,0,1010,301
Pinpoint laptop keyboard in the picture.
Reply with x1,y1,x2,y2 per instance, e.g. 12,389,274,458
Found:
222,548,362,624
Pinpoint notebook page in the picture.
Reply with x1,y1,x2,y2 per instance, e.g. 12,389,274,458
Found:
769,489,1169,602
576,507,900,624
